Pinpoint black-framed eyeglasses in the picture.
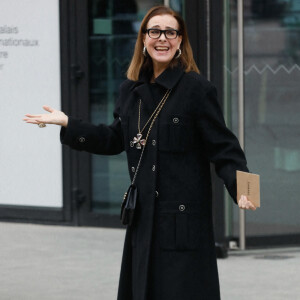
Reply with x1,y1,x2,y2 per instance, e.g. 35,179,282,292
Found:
145,28,180,39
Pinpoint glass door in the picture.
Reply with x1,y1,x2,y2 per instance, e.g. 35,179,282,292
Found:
88,1,184,217
224,0,300,243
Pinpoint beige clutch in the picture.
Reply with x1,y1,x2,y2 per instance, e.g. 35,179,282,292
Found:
236,170,260,208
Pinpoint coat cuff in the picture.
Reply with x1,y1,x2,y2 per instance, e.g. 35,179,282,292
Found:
222,165,249,204
60,117,86,150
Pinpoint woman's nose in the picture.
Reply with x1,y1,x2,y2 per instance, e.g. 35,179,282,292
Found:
159,32,167,41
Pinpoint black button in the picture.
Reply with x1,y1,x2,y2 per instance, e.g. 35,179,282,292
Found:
173,117,179,124
179,204,185,211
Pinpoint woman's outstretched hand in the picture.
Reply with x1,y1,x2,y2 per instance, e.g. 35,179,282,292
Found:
238,195,256,211
23,105,68,127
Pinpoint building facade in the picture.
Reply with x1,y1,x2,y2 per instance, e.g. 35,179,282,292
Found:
0,0,300,248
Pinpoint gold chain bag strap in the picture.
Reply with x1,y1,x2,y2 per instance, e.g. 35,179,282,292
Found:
120,89,172,226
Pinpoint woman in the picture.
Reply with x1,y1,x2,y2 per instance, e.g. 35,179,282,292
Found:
24,5,255,300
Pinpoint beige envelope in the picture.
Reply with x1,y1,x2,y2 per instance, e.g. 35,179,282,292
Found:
236,170,260,208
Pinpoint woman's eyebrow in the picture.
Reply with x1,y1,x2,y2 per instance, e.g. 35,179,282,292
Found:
149,25,176,30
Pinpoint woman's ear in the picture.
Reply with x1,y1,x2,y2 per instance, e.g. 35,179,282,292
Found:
178,36,183,47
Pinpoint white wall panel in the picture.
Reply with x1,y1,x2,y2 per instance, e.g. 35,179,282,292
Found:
0,0,62,207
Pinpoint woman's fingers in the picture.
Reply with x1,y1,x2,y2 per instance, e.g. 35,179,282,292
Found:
42,105,55,113
249,205,256,211
23,106,68,126
24,114,42,118
23,119,40,124
24,105,55,119
24,106,54,124
24,114,44,121
248,198,256,210
23,117,45,124
239,195,247,209
23,117,40,122
238,195,256,211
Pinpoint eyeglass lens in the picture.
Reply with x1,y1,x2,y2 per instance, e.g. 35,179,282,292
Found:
148,29,178,39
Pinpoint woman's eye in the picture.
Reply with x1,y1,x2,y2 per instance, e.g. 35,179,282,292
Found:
150,29,160,35
167,30,176,37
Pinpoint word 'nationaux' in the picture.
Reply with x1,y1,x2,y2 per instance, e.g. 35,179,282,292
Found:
0,39,39,47
0,26,18,34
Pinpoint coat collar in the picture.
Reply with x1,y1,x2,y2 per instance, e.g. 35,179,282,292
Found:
131,66,185,112
153,65,185,90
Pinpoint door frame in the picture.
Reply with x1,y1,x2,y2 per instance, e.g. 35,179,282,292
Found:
66,0,125,227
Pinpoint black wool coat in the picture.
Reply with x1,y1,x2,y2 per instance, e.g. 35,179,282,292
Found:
61,66,248,300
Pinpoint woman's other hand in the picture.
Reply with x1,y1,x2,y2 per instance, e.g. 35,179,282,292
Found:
23,105,68,127
238,195,256,211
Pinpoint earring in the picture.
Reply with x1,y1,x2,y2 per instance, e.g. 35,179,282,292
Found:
143,46,147,57
175,48,181,59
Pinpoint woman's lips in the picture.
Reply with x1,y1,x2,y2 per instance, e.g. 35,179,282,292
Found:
155,46,169,51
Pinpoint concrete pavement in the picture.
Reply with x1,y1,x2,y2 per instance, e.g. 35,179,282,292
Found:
0,222,299,300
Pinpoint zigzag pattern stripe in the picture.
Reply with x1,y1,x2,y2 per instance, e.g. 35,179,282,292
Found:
224,64,300,75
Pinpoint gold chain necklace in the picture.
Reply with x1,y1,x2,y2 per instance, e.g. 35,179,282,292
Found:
131,89,171,149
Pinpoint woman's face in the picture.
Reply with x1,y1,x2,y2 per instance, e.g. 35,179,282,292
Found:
143,14,182,72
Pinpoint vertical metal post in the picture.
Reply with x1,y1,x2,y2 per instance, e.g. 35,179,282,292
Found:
206,0,211,81
224,0,233,237
107,2,114,123
238,0,246,250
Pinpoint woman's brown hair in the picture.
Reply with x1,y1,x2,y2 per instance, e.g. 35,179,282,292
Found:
126,6,200,81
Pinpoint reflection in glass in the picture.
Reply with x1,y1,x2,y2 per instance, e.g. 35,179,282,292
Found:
88,1,188,214
224,0,300,237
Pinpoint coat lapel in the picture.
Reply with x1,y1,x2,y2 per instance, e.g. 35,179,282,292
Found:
154,65,184,90
133,82,154,113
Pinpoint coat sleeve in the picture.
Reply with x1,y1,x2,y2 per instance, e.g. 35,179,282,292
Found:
195,83,248,203
60,98,124,155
